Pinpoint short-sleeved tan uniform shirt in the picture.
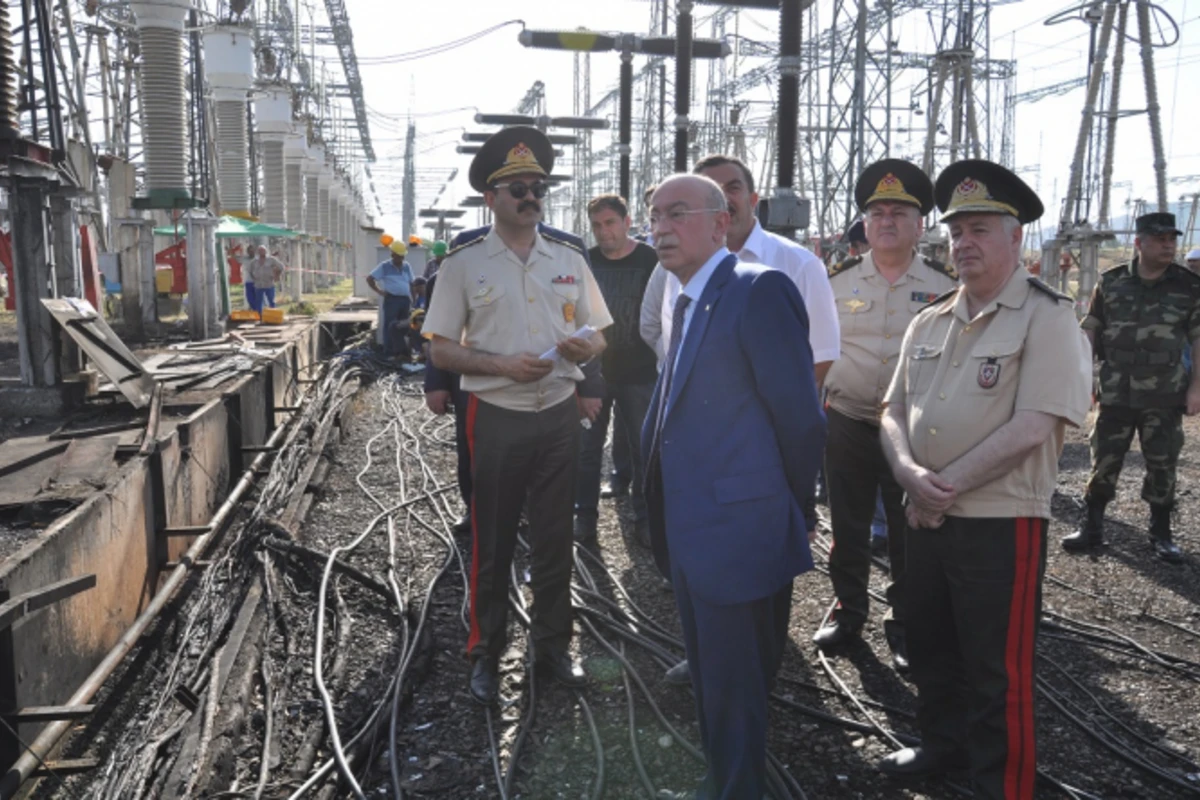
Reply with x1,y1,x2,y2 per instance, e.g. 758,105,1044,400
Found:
883,266,1091,518
423,227,613,413
825,251,958,423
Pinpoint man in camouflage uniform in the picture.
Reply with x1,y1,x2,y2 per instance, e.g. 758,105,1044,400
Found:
1064,212,1199,563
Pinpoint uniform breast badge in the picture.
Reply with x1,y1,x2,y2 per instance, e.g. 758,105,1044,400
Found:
563,302,575,322
845,298,867,313
978,357,1000,388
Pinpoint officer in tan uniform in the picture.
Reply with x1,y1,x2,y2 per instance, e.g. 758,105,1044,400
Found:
815,160,957,674
423,126,613,705
878,161,1091,799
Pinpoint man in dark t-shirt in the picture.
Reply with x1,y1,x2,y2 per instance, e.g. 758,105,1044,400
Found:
575,195,660,546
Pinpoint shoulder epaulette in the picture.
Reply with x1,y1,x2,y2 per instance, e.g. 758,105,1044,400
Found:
922,255,958,281
1027,277,1073,303
1170,262,1200,284
540,229,586,255
446,230,487,258
1100,261,1128,275
828,255,862,278
925,287,958,308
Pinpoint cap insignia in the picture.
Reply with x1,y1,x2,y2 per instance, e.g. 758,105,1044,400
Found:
875,173,906,197
505,142,537,169
954,178,988,203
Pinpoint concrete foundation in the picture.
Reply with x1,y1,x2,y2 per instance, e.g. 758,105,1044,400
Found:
0,318,323,761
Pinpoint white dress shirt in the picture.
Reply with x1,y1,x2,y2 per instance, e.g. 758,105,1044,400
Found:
665,247,729,414
662,221,841,365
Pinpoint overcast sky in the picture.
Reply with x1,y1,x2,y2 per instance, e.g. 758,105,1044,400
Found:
336,0,1200,240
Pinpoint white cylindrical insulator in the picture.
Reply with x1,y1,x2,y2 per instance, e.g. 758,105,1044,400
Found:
318,187,331,239
286,161,304,231
202,26,254,92
254,85,292,135
328,184,341,243
138,26,188,193
214,97,250,215
305,175,320,233
261,137,286,225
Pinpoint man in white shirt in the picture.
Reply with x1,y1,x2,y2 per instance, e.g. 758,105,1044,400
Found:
661,155,841,386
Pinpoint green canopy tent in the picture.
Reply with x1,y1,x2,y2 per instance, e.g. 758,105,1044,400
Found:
153,215,300,239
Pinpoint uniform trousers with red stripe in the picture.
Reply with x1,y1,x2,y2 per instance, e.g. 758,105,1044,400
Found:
906,516,1046,800
465,394,579,663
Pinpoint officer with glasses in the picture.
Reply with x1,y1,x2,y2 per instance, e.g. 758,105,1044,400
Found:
423,125,613,705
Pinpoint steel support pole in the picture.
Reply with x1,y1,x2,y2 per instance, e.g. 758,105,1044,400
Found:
9,176,59,387
618,41,633,201
1098,1,1129,227
1136,0,1169,210
1062,1,1116,229
673,0,693,172
49,192,83,375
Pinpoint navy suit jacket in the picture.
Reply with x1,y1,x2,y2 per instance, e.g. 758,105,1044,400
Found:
642,254,826,606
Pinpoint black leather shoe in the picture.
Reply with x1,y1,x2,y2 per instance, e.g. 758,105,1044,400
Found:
453,513,472,535
536,653,588,687
469,658,498,705
878,746,968,777
1149,505,1184,564
664,659,691,686
600,482,629,499
1152,536,1185,564
632,519,651,549
887,632,910,676
574,517,598,543
1063,500,1106,552
812,619,862,650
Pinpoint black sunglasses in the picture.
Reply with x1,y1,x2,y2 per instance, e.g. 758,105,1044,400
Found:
493,181,549,200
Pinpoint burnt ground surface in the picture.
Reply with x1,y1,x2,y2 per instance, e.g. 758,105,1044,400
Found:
45,371,1200,799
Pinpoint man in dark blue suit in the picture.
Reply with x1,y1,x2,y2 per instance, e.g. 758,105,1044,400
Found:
642,174,826,798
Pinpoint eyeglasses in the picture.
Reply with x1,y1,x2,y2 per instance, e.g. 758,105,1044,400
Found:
649,207,725,229
493,181,549,200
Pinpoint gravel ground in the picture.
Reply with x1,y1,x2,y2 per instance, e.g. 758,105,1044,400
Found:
37,372,1200,799
247,381,1200,798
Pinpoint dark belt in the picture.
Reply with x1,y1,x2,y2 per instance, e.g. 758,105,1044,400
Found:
1106,348,1179,367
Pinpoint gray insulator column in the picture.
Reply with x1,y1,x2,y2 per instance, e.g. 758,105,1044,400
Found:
286,162,304,230
261,138,286,225
138,27,189,192
214,98,250,214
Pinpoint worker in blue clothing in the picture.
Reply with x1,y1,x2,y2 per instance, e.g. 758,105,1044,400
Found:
367,240,414,357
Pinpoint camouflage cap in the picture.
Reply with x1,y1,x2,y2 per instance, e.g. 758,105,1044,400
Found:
1136,212,1182,237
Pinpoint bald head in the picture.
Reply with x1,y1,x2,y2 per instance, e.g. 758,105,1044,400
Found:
256,245,268,258
650,174,731,283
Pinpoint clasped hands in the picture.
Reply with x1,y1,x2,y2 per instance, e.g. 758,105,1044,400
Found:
899,464,956,530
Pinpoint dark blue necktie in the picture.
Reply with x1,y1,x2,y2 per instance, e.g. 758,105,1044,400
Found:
649,293,693,462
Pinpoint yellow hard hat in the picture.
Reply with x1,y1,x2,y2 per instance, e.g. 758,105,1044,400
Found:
389,240,408,256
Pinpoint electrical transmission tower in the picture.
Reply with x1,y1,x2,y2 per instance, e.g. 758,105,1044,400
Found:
1040,0,1180,312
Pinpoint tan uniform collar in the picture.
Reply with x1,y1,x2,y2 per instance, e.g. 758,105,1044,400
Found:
483,226,553,260
946,265,1031,322
863,249,926,283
